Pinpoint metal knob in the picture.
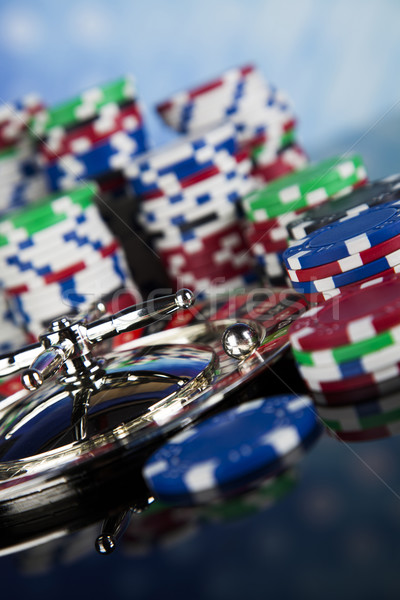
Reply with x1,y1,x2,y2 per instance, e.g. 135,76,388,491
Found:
222,323,260,359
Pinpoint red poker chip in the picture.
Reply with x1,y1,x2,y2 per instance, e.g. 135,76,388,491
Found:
289,273,400,351
251,144,308,183
38,101,143,164
158,221,249,265
240,118,297,154
170,257,255,284
244,225,289,254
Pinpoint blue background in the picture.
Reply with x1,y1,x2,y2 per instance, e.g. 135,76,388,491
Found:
1,1,400,598
1,0,400,176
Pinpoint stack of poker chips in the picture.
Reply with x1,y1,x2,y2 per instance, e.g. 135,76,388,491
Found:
243,155,368,285
0,95,48,216
283,196,400,303
125,122,258,294
289,276,400,413
286,174,400,242
32,76,149,196
156,64,307,183
0,183,141,339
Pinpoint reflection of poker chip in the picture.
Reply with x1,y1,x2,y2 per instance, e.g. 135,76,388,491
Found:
311,373,400,406
317,390,400,443
197,468,298,523
143,395,319,505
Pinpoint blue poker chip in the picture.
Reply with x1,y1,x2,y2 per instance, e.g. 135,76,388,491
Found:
143,394,320,505
289,250,400,294
283,201,400,270
46,128,148,190
127,139,236,197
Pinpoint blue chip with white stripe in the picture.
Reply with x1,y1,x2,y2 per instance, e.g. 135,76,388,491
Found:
143,394,320,505
283,201,400,271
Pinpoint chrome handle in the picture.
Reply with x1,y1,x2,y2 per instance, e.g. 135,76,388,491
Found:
21,341,73,391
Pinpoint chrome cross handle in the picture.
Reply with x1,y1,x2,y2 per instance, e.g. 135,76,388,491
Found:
0,289,195,388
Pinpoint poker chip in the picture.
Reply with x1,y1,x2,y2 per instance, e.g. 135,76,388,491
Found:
143,395,319,505
283,200,400,271
289,276,400,351
298,342,400,383
31,76,137,136
286,231,400,282
38,100,145,164
0,184,140,339
46,128,148,191
156,65,295,142
288,247,400,294
243,155,367,221
250,143,309,184
287,174,400,241
292,322,400,367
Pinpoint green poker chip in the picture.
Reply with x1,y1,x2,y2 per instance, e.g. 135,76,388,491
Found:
0,183,97,247
243,155,367,221
31,76,136,136
292,324,400,367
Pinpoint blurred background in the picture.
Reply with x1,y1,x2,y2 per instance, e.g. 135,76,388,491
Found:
1,0,400,598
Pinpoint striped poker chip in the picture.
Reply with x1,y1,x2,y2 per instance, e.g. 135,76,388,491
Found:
167,252,255,281
287,174,400,241
286,231,400,282
141,183,251,233
125,122,236,188
251,125,297,163
250,143,308,183
38,100,145,164
31,75,137,136
0,208,111,269
317,390,400,433
0,184,97,245
253,249,286,279
288,247,400,295
288,275,400,351
139,173,252,226
46,128,148,191
132,150,250,201
160,239,249,272
283,201,400,271
157,221,249,261
292,322,400,368
243,155,367,221
157,65,257,112
297,341,400,384
3,240,120,293
143,395,319,505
